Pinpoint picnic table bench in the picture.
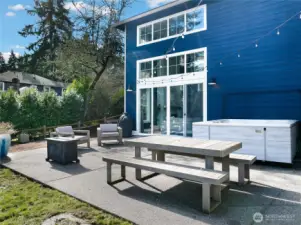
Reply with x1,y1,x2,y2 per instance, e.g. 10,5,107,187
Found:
103,155,229,213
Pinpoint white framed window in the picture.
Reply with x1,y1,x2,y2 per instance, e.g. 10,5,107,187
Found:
153,59,167,77
169,55,184,75
44,86,51,92
153,20,168,40
186,51,205,73
0,82,4,91
139,24,152,45
137,4,207,47
186,7,206,32
169,14,185,36
139,61,152,79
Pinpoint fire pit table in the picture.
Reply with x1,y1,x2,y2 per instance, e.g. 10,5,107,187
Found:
45,137,79,165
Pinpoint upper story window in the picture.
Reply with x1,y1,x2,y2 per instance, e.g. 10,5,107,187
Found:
186,7,205,32
138,48,206,80
169,55,184,75
137,5,207,47
153,59,167,77
186,51,204,73
153,20,167,40
140,61,152,78
139,25,152,45
169,15,185,36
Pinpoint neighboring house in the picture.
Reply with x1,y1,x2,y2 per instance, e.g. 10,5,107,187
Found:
114,0,301,136
0,71,67,96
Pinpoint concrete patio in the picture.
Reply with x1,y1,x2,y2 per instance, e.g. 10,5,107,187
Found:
1,138,301,225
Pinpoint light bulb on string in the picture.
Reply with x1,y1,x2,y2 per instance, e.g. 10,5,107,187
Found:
299,11,301,19
238,53,241,58
277,29,280,35
181,34,185,39
220,62,222,65
255,42,258,48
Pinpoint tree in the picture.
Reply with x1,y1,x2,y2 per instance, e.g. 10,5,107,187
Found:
55,0,133,116
0,52,7,73
7,50,18,71
19,0,72,76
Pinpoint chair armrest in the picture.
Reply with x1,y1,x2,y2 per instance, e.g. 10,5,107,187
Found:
118,127,123,136
50,132,57,137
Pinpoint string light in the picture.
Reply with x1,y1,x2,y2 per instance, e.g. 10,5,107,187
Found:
137,7,300,86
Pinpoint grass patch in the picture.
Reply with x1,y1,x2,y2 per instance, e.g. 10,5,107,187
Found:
0,168,132,225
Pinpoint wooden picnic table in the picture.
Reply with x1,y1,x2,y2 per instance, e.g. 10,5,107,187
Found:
124,136,242,180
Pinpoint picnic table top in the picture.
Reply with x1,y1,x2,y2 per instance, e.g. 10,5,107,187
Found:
124,136,242,158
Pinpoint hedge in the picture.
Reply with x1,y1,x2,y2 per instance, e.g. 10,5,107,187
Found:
0,88,83,132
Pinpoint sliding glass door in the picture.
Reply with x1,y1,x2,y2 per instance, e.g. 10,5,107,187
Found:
139,83,203,136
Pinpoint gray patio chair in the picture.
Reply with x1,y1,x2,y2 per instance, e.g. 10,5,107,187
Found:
50,126,90,148
97,124,123,146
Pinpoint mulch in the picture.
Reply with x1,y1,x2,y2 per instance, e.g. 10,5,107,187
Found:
10,141,47,153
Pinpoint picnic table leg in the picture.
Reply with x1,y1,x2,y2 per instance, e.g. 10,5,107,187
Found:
202,183,211,213
135,147,142,180
205,156,214,169
157,152,165,162
107,162,112,184
238,163,245,185
121,165,126,179
151,151,157,160
245,164,250,181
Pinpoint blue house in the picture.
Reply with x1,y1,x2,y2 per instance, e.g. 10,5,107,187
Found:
114,0,301,136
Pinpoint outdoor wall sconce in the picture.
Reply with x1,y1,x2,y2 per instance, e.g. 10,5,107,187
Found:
126,85,136,93
208,78,217,86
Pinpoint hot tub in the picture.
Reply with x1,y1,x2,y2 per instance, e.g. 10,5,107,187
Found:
193,119,298,164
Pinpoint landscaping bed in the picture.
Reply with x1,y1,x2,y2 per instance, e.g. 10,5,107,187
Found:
0,168,131,225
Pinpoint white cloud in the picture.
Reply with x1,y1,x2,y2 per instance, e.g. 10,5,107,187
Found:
8,4,25,11
147,0,174,8
64,1,111,15
14,45,25,49
3,52,20,63
5,12,16,17
64,1,87,11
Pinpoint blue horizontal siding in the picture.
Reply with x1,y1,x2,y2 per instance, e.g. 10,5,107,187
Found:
125,0,301,126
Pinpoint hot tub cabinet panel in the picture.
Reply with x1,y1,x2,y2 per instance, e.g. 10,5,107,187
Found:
193,120,298,164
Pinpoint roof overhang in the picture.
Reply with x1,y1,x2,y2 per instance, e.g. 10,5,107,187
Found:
113,0,191,30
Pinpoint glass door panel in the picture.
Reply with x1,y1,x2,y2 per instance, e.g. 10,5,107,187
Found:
153,87,167,134
170,85,184,136
140,88,152,134
186,83,203,137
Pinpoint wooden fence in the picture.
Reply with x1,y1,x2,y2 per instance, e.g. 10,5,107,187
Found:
18,114,121,138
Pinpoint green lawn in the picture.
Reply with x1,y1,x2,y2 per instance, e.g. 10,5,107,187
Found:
0,168,131,225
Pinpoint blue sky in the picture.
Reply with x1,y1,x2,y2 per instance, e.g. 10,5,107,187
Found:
0,0,173,61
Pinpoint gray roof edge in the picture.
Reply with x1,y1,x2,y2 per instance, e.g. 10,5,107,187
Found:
113,0,190,29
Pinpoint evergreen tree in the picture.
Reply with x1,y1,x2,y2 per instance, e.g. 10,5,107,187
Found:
19,0,72,76
7,50,18,71
0,52,7,73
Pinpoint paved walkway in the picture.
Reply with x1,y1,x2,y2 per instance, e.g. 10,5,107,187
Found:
1,138,301,225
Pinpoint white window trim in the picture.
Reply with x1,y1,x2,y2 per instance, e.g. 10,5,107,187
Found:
136,47,207,134
0,82,4,91
44,86,51,92
136,4,207,47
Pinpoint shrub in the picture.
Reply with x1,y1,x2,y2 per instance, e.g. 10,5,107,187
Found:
39,90,61,127
60,90,84,124
14,88,42,130
0,89,18,122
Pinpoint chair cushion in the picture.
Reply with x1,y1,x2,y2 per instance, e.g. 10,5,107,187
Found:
56,126,74,137
100,124,118,132
101,132,119,138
